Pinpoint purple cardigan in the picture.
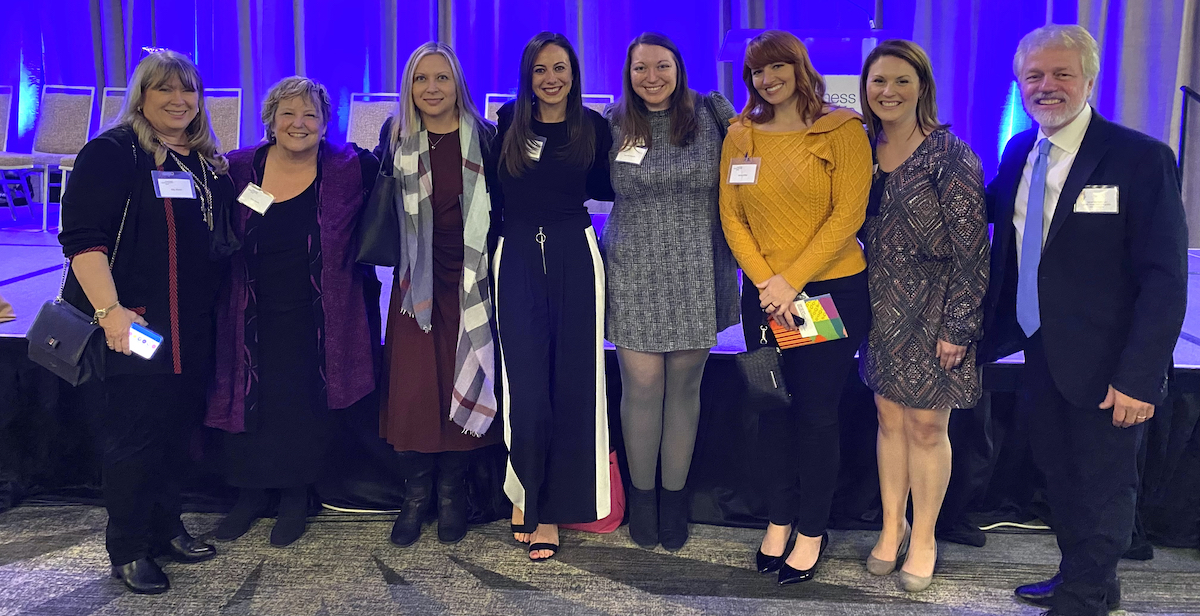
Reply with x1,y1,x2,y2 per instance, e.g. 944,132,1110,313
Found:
206,141,375,432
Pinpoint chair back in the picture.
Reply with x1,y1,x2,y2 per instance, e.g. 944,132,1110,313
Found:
33,85,95,155
204,88,242,152
0,85,12,151
98,87,127,131
347,93,401,152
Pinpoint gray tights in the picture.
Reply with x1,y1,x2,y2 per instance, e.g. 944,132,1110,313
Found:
617,347,710,491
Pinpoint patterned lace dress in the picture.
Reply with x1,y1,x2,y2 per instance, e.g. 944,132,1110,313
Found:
858,129,989,410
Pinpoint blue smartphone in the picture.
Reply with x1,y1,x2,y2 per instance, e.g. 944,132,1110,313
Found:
129,323,163,359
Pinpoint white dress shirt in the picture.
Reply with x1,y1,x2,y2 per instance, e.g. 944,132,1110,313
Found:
1013,104,1094,266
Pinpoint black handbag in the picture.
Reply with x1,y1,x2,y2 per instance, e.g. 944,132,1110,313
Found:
356,140,400,266
734,320,792,413
27,192,131,386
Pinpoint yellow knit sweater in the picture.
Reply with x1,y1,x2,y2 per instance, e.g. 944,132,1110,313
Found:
719,108,872,291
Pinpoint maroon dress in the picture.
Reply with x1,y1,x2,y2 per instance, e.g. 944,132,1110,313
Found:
380,131,502,452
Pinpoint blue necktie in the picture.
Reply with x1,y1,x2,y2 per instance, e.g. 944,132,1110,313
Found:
1017,138,1052,337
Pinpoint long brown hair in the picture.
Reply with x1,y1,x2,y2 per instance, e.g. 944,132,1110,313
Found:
499,32,594,177
611,32,698,149
740,30,827,125
859,39,948,143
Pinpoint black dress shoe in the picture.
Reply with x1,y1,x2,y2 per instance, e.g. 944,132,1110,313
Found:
778,532,829,585
111,557,169,594
1015,573,1120,609
155,533,217,564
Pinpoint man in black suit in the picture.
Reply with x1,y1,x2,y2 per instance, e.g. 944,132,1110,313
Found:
982,24,1188,616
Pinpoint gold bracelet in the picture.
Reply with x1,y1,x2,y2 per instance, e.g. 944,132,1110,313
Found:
93,301,122,321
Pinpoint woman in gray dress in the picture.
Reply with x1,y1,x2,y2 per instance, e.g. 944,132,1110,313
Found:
603,32,739,552
857,40,988,592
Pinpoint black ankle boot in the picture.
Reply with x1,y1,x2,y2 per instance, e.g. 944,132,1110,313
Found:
435,451,470,544
390,452,435,547
271,486,310,547
627,487,658,549
214,488,269,541
659,488,690,552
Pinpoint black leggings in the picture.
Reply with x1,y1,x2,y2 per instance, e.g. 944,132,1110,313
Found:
755,271,869,536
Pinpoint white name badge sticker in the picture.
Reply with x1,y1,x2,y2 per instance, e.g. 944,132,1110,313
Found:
526,136,548,162
238,183,276,215
793,298,818,338
615,142,648,165
728,157,761,185
128,322,163,360
1074,185,1120,214
151,171,196,199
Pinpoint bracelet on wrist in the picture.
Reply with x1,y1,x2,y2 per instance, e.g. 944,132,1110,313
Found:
93,301,122,321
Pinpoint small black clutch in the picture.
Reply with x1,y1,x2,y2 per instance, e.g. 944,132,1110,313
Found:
733,326,791,414
27,299,106,386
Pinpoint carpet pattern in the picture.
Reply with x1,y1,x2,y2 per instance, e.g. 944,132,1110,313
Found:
1,506,1199,615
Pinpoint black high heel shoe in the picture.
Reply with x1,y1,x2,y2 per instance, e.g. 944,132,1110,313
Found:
755,525,794,574
778,532,829,585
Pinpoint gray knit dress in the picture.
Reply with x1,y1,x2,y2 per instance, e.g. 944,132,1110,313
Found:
602,92,740,352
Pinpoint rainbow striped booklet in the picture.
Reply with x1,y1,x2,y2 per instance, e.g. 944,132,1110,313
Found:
768,293,848,348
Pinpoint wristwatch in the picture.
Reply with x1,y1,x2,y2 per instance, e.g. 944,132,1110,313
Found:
94,302,121,321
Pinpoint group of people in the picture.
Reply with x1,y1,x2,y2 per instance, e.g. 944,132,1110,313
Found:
55,20,1185,616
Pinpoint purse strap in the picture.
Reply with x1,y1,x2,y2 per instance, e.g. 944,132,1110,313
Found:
56,140,137,302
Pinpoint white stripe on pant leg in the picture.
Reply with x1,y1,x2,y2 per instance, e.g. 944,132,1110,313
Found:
585,227,611,519
493,237,526,513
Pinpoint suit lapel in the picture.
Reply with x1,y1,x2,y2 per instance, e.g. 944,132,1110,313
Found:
1044,114,1111,249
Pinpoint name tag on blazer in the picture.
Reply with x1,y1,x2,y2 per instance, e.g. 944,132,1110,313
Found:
1074,185,1119,214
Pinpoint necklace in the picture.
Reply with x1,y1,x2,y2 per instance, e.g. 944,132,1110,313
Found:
429,132,449,150
166,150,216,231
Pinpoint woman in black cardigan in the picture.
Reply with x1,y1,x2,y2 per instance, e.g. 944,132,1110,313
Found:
58,49,236,595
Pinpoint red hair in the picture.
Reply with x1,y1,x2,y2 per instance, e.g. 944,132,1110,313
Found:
740,30,827,125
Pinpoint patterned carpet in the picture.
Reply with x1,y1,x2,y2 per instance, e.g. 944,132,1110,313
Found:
1,506,1199,615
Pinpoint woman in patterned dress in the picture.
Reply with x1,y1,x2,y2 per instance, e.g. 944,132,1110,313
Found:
856,40,989,592
603,32,739,552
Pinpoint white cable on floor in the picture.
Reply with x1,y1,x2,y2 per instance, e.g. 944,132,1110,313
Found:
979,521,1051,531
320,503,401,515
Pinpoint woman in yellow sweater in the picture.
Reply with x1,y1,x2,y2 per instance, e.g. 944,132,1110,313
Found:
720,30,871,585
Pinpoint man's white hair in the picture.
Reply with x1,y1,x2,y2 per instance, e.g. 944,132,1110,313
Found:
1013,24,1100,81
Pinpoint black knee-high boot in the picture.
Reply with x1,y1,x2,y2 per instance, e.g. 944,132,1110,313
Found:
390,452,435,547
436,451,471,544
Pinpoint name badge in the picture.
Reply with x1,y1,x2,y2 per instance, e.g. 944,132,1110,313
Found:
728,157,761,185
793,298,818,338
615,141,648,165
1074,185,1119,214
526,136,548,162
151,171,196,199
128,322,163,360
238,183,276,215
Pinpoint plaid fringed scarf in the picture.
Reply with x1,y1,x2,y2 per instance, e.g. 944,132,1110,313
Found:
396,118,498,437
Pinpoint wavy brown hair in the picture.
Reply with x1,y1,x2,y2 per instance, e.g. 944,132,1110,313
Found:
740,30,827,126
499,32,594,177
115,49,228,174
610,32,698,150
859,39,948,144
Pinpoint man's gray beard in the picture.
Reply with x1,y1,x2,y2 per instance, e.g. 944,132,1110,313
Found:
1025,99,1087,132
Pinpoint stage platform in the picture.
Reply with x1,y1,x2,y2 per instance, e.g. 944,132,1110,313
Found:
4,203,1199,370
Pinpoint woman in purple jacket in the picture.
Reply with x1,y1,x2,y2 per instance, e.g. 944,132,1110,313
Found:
206,77,380,547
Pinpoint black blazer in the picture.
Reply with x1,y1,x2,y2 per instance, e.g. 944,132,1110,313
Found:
981,110,1187,407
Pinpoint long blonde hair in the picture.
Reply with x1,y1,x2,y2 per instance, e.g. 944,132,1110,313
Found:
115,49,228,175
391,42,485,150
